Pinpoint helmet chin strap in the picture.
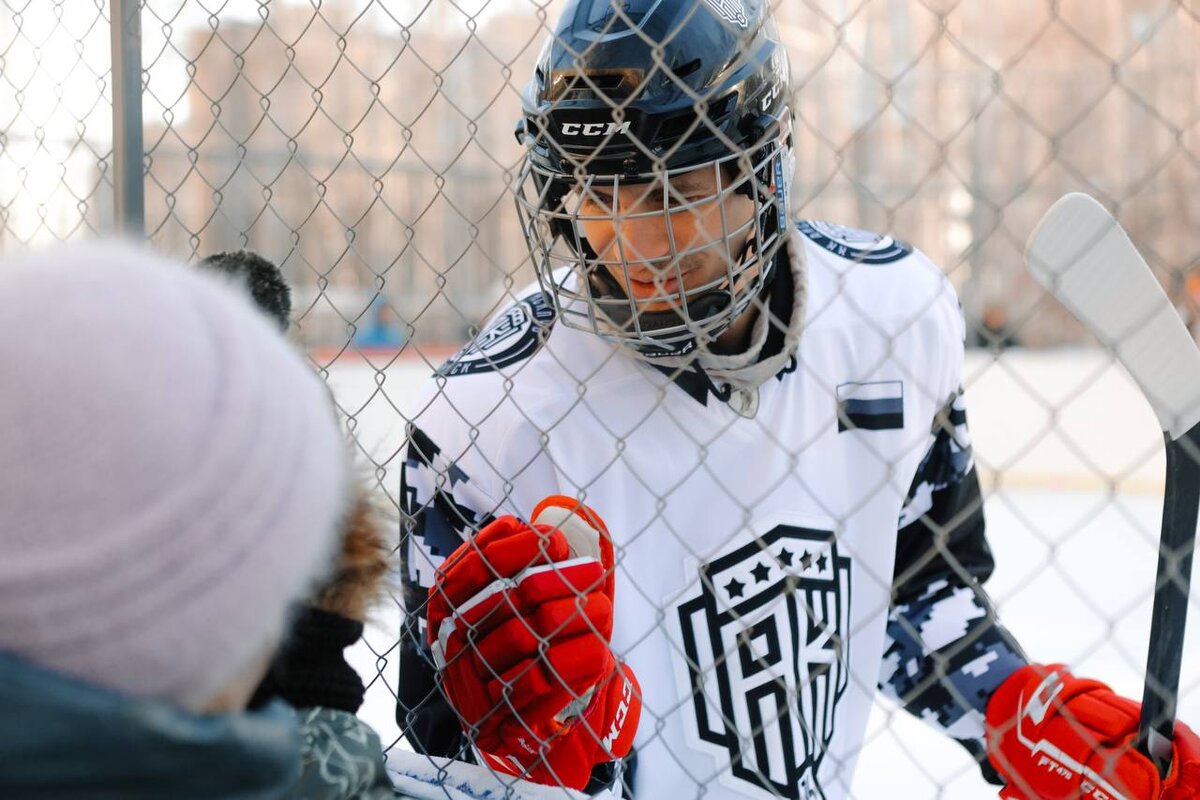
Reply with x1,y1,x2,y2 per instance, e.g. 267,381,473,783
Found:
586,232,763,355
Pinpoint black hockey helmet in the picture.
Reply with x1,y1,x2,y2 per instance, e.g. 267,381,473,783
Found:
514,0,794,357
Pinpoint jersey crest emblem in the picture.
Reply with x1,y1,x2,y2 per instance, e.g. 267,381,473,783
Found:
798,220,912,265
674,522,852,799
437,291,555,377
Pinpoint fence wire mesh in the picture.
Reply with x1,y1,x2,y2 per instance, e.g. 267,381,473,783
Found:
4,0,1200,797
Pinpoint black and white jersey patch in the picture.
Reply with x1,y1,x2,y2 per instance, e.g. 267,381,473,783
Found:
798,220,912,265
437,290,555,377
675,524,852,800
836,381,904,432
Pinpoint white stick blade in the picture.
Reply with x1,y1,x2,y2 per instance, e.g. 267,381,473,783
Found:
1026,193,1200,440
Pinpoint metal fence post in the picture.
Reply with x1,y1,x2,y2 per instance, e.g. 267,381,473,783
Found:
110,0,144,238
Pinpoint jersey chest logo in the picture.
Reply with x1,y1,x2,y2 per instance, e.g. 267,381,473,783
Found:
675,523,852,799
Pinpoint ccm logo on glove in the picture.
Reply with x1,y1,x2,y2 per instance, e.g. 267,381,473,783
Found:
602,672,635,751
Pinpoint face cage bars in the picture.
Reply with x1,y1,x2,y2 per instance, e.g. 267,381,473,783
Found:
514,142,790,352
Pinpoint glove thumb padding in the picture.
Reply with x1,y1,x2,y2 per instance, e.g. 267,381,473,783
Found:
531,495,616,599
986,663,1200,800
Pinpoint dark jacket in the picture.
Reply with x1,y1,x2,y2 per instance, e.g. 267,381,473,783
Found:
0,652,396,799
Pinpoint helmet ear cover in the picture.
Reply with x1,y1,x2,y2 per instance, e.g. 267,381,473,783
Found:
531,168,601,261
733,111,795,225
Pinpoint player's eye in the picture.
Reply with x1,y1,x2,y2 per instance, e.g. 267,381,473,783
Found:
668,192,709,208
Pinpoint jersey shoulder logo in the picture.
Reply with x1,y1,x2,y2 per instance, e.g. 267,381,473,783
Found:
674,522,852,799
436,291,556,378
797,219,913,265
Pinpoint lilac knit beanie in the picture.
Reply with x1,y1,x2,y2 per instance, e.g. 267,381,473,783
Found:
0,242,347,709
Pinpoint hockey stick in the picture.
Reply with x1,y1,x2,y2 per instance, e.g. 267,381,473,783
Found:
1026,192,1200,777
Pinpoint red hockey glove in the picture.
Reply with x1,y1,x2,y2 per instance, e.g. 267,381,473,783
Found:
986,663,1200,799
426,496,641,789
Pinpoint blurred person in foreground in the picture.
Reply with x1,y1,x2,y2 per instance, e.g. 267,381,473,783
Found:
0,242,395,799
196,249,567,800
199,248,550,800
199,248,393,717
394,0,1200,797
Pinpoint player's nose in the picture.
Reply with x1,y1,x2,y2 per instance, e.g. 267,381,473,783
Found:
613,212,673,267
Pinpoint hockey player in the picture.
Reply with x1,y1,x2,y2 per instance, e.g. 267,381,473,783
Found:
396,0,1200,797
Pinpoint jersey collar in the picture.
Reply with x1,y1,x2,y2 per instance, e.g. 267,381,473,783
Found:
648,243,798,407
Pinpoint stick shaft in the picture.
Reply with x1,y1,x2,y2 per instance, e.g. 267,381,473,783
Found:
1139,422,1200,774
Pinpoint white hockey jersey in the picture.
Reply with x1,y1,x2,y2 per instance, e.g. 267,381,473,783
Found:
397,222,1019,799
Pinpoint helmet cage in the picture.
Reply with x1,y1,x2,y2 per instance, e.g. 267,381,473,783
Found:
515,131,792,356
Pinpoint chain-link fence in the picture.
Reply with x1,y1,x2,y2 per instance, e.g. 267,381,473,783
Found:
4,0,1200,797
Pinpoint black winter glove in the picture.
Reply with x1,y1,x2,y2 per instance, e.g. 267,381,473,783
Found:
249,605,365,713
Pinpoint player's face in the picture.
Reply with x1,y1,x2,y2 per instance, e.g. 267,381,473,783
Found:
573,165,757,314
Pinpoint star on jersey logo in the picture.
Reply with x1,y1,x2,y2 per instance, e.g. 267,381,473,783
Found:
676,524,853,800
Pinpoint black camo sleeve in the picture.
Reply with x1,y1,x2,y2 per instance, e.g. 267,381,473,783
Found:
879,391,1028,784
396,423,495,760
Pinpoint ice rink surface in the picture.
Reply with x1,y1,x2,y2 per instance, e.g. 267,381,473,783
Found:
326,350,1200,798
